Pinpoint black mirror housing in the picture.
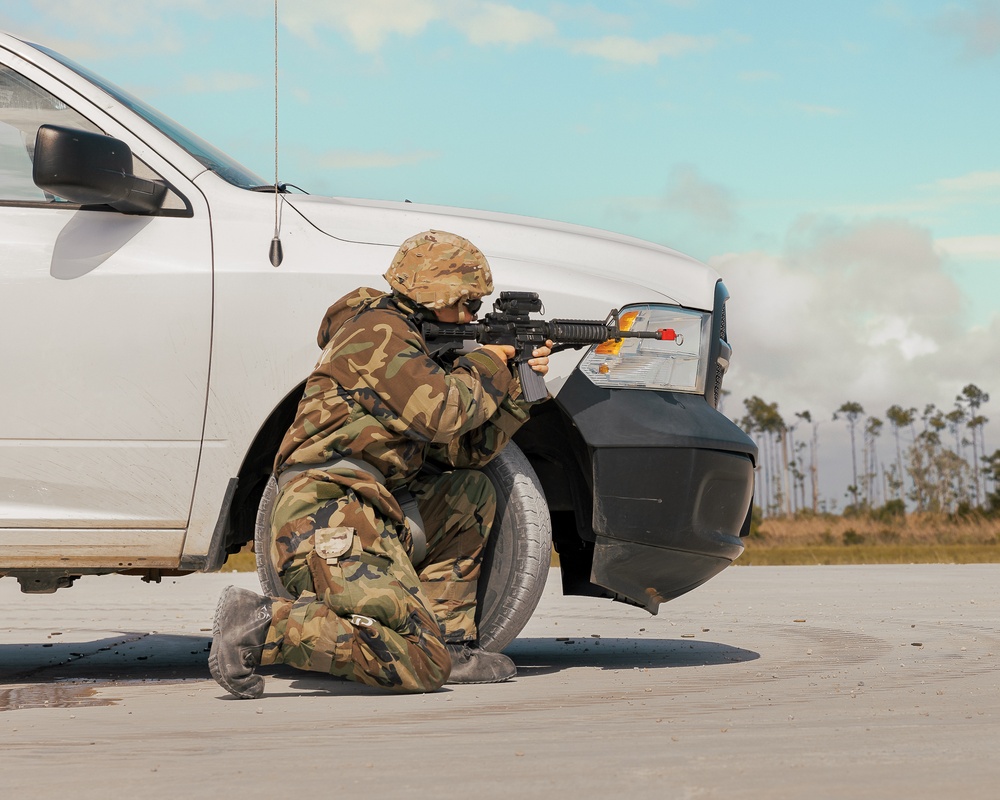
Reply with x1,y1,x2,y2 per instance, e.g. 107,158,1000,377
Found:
32,125,166,214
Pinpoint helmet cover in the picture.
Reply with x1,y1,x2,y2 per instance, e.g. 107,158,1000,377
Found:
384,229,493,310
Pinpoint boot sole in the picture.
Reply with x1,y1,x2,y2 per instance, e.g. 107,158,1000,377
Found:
446,667,517,685
208,586,264,700
446,676,516,685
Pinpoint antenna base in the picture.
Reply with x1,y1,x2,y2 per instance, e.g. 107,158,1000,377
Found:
269,236,283,267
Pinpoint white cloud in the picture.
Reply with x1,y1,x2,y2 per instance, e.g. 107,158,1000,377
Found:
662,164,736,228
935,235,1000,260
283,0,553,53
20,0,250,37
283,1,721,63
569,33,717,65
15,0,733,70
549,3,632,32
795,103,845,117
716,216,994,423
926,170,1000,194
867,317,939,360
935,0,1000,60
317,149,439,169
830,169,1000,219
714,216,1000,506
875,1,912,23
26,0,179,37
13,0,259,60
601,166,738,256
283,0,441,52
454,3,556,46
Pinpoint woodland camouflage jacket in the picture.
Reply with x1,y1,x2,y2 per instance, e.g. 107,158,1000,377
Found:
274,288,533,488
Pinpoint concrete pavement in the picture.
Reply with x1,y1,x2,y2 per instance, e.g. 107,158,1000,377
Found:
2,564,999,799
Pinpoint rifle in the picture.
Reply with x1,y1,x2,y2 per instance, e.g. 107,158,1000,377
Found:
422,291,677,402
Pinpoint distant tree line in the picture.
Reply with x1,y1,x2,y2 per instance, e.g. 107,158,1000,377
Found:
736,384,998,518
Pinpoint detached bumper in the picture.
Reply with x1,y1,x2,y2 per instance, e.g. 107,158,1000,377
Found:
557,372,756,613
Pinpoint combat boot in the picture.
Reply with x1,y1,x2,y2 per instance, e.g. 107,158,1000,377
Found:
209,585,272,699
445,642,516,684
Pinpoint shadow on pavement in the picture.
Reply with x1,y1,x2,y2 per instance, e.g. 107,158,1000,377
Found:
0,632,760,704
270,636,760,695
0,633,212,684
506,636,760,676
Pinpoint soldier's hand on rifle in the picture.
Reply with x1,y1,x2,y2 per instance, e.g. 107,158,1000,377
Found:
480,344,516,365
527,340,553,375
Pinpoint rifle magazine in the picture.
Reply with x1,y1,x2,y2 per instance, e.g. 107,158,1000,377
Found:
517,361,548,403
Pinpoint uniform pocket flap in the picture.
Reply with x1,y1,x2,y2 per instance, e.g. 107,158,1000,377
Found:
315,526,355,561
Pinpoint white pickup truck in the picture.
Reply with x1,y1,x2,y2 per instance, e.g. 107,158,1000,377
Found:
0,30,756,649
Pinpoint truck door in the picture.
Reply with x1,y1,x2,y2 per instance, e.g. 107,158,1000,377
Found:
0,55,211,562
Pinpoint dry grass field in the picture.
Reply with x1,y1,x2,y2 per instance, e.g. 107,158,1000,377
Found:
221,513,1000,571
739,512,1000,565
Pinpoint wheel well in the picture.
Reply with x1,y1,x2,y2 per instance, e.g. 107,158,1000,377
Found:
513,401,611,600
223,383,303,557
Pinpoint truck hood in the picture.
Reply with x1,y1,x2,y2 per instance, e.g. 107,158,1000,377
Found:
283,195,720,311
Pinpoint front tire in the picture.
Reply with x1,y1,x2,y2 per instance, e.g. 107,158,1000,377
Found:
475,443,552,651
253,474,284,601
253,443,552,652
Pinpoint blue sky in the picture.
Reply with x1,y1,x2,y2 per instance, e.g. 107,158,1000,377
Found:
4,1,998,505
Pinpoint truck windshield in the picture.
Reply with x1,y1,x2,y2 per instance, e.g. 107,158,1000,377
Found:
31,42,268,190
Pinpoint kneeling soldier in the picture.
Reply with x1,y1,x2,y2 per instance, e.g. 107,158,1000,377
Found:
210,230,551,698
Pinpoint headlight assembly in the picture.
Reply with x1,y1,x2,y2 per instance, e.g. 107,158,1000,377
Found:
579,304,710,393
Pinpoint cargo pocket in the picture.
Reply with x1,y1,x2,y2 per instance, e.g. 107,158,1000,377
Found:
307,527,362,612
315,526,355,563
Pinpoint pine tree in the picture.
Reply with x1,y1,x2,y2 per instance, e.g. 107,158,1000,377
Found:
885,405,916,502
740,396,786,517
958,384,990,508
863,416,884,508
834,402,864,510
795,410,820,513
984,449,1000,514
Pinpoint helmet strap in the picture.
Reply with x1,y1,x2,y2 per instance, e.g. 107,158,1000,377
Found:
388,292,433,330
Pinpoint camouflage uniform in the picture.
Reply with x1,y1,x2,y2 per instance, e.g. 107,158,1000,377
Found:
259,232,534,693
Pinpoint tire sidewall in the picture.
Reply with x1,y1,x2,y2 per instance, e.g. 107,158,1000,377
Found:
476,443,552,651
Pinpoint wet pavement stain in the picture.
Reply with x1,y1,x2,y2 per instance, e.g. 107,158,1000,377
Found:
0,684,119,712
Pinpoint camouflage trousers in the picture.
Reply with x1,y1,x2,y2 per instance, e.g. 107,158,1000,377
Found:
259,466,496,693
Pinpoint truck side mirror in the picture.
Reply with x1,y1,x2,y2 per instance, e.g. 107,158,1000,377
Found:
32,124,166,214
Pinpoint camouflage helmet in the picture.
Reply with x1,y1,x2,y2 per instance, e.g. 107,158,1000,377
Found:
383,229,493,310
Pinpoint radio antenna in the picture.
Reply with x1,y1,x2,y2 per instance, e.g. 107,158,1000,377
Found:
268,0,284,267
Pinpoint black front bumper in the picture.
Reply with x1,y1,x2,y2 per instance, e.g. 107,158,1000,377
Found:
557,371,757,613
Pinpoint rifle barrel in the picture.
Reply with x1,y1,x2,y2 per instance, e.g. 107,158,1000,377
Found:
546,319,675,343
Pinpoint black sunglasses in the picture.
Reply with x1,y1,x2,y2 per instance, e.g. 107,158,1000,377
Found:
464,298,483,315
